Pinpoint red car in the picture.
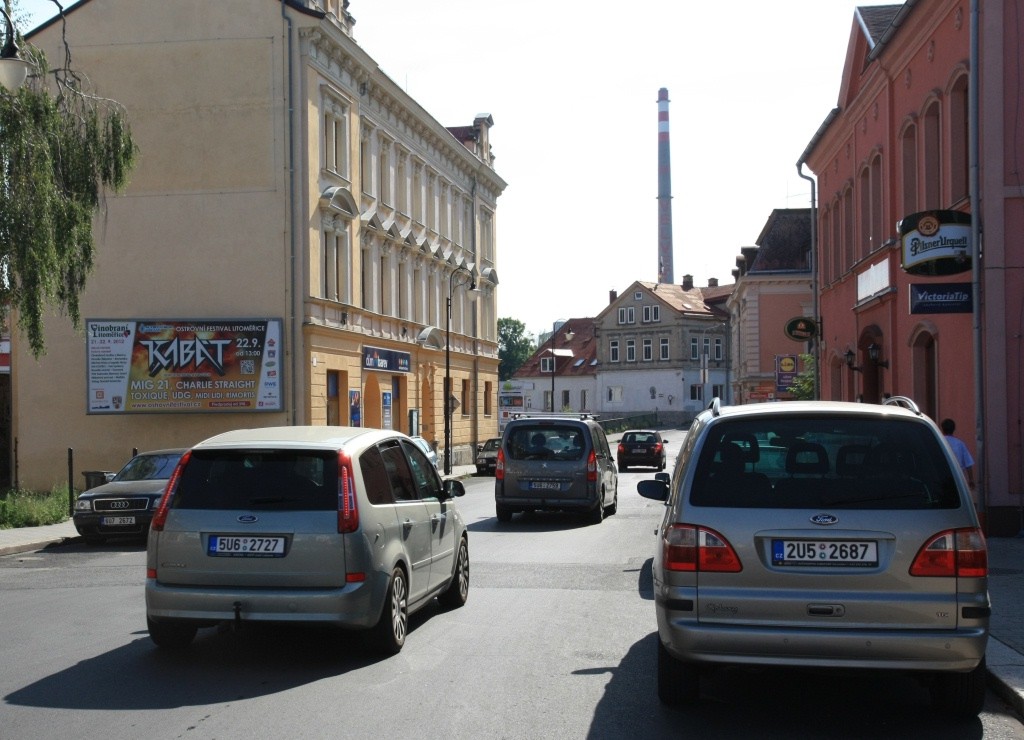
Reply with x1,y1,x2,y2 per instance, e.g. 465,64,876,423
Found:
617,430,667,471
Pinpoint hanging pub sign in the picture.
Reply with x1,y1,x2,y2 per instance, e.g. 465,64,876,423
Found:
899,210,972,276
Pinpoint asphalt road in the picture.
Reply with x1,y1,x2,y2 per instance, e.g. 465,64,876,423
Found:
1,457,1023,739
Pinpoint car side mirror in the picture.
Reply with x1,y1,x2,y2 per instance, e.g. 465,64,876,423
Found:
442,479,466,499
637,478,669,502
655,472,670,484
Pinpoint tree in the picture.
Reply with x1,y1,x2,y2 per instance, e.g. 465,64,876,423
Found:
788,353,817,400
498,317,535,380
0,1,137,357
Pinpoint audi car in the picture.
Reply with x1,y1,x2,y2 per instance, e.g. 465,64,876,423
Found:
73,449,187,544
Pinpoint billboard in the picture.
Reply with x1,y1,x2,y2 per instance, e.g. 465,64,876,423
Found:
86,319,283,414
900,210,972,276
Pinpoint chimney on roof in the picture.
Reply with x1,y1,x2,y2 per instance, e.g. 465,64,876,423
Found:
682,274,693,290
657,88,674,285
609,289,618,304
708,277,718,288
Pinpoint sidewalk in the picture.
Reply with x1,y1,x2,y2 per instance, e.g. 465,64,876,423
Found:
1,492,1022,716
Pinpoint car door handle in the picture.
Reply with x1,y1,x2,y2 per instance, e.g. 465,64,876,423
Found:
402,518,414,531
431,513,445,528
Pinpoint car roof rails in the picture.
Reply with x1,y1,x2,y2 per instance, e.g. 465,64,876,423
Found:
509,411,596,420
882,395,923,415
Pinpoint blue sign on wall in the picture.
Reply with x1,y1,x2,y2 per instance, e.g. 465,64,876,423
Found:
909,283,973,314
362,346,411,373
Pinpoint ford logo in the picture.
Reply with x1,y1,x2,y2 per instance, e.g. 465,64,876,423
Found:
237,514,259,523
810,513,839,525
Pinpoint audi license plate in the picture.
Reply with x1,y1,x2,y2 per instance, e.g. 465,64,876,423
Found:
208,535,286,557
530,481,560,491
101,516,136,526
772,539,877,567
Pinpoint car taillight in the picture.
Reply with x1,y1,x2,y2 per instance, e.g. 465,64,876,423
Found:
653,442,663,454
150,450,191,532
587,449,598,482
663,524,742,572
617,443,626,455
496,448,505,480
337,450,359,533
909,527,988,577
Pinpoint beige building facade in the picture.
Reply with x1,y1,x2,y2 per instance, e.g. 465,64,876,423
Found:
14,0,504,490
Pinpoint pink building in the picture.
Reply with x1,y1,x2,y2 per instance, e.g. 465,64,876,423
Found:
801,1,1023,534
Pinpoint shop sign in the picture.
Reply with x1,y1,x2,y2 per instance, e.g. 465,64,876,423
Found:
776,355,798,393
909,282,973,314
362,346,411,373
900,210,972,276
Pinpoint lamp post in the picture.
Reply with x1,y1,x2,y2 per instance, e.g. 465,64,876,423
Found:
444,266,477,475
0,9,31,92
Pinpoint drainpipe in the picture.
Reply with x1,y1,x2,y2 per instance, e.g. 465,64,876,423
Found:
969,0,985,523
796,161,820,399
281,1,300,424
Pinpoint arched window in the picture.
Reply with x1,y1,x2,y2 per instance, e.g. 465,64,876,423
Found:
923,100,941,209
901,122,918,216
949,74,969,203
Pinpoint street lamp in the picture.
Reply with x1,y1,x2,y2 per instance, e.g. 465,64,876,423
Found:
444,265,478,475
0,9,31,92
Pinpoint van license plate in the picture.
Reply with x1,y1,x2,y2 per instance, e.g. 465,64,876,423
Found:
208,535,286,557
530,481,560,491
772,539,877,567
101,516,135,526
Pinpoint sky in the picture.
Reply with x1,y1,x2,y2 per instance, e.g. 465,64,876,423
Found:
16,0,897,341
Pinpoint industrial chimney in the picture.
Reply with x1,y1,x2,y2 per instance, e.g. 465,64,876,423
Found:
657,88,674,284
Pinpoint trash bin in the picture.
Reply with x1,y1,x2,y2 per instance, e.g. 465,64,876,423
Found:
82,471,114,490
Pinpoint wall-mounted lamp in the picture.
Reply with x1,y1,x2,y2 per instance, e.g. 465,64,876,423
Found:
867,342,889,369
0,9,32,91
843,348,862,372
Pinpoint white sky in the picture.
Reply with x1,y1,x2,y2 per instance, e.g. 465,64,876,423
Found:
18,0,896,340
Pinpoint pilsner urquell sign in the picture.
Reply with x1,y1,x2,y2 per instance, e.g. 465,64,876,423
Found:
86,319,283,414
900,210,972,276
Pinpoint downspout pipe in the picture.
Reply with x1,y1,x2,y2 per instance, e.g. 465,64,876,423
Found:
281,1,300,424
969,0,985,523
796,160,820,399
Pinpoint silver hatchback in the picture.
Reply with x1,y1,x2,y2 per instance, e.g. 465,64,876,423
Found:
145,426,469,654
638,398,989,716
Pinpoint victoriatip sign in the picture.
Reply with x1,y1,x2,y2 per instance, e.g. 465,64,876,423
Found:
909,282,973,314
86,319,283,414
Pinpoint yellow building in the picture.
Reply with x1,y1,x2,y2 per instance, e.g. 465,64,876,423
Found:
14,0,504,490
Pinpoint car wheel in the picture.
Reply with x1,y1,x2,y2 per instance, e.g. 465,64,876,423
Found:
930,658,986,717
589,496,605,524
657,640,699,706
147,617,197,650
438,537,469,609
607,489,618,516
496,505,513,523
374,567,408,655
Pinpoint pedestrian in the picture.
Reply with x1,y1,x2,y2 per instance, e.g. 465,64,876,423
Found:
940,418,975,488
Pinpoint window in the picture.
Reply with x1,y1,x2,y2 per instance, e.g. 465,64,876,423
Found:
461,378,470,417
609,340,619,363
712,384,724,399
322,216,352,303
607,386,623,403
949,75,969,203
617,307,635,324
642,305,660,323
540,356,554,373
544,390,553,412
660,338,670,360
690,385,704,402
642,338,653,361
690,337,699,360
714,337,723,361
626,339,636,362
901,123,917,218
323,96,349,177
560,389,570,411
634,291,643,300
923,101,941,210
580,389,589,411
484,381,492,416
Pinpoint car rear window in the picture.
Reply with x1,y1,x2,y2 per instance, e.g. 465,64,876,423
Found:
623,432,658,444
689,416,960,509
506,424,585,461
115,452,182,481
172,449,337,510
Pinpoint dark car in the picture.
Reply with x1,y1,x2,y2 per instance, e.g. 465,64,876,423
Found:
73,449,186,544
475,437,501,475
617,429,667,471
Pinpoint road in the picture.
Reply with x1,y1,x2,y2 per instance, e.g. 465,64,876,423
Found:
2,448,1024,738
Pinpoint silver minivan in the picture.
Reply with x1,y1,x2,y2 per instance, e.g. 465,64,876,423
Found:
638,398,990,716
495,414,618,523
145,426,469,654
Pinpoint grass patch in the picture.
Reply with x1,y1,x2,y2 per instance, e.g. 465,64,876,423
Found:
0,487,71,529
